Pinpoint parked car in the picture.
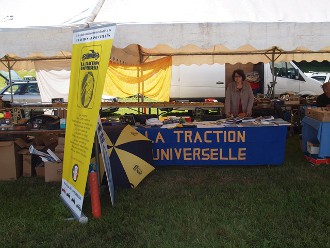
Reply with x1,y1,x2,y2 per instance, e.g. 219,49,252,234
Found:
305,72,330,83
0,81,119,114
0,81,40,103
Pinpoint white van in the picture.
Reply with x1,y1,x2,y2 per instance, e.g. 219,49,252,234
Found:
170,64,226,102
170,61,323,101
305,71,330,83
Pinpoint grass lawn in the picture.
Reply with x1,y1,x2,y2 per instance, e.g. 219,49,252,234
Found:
0,135,329,247
0,70,36,88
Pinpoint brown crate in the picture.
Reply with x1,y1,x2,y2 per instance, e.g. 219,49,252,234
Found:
305,108,330,122
284,101,300,105
0,141,22,180
284,96,300,105
284,100,300,105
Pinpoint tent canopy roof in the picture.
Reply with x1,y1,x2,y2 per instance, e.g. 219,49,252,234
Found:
0,0,100,27
1,0,330,68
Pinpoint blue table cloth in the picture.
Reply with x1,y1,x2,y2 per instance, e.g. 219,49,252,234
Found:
302,116,330,158
137,125,288,166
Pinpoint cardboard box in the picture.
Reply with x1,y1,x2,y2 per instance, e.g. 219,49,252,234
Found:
55,152,64,160
44,162,63,182
305,108,330,122
18,149,33,177
55,146,65,153
19,146,50,177
307,141,320,154
15,138,29,149
0,141,22,180
35,165,45,177
23,154,33,177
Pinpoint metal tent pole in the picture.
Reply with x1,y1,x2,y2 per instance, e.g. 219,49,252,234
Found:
264,47,282,99
0,57,17,103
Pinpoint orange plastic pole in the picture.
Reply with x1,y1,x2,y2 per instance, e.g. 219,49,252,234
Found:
89,170,101,218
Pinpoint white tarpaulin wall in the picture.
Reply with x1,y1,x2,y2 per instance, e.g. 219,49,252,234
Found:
2,0,330,69
34,60,71,102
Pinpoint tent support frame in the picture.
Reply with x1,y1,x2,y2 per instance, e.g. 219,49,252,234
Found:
264,47,282,99
0,56,18,103
140,47,330,57
3,45,330,101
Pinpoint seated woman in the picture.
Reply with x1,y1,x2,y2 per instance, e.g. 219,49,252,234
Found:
225,69,254,117
316,82,330,107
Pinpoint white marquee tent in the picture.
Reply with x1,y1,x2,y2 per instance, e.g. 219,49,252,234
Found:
2,0,330,68
1,0,330,101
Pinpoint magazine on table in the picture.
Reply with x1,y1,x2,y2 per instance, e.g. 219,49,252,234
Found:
270,118,291,126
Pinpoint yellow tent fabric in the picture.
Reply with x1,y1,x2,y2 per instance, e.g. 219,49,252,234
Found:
103,57,172,102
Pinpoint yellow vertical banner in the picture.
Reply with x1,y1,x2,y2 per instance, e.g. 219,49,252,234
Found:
60,25,116,219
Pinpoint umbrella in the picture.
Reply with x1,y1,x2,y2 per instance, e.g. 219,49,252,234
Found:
97,124,155,188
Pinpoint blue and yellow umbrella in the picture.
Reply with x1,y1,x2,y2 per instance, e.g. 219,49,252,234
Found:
96,124,155,188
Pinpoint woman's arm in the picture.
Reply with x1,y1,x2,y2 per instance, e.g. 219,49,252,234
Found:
225,83,232,117
246,85,255,116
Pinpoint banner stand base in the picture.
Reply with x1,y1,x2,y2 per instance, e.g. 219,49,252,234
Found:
65,214,88,224
60,195,89,224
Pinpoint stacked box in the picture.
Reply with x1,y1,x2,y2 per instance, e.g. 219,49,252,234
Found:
44,162,63,182
305,108,330,122
18,149,33,177
0,141,22,180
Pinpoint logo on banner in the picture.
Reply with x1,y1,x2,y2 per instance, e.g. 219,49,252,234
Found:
78,46,102,109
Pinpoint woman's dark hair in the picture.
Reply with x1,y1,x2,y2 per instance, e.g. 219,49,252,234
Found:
232,69,246,81
322,82,330,91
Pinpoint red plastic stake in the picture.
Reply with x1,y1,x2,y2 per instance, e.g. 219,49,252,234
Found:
89,171,102,218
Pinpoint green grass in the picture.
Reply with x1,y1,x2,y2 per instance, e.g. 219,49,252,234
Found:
0,134,329,247
0,81,5,89
0,70,36,90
